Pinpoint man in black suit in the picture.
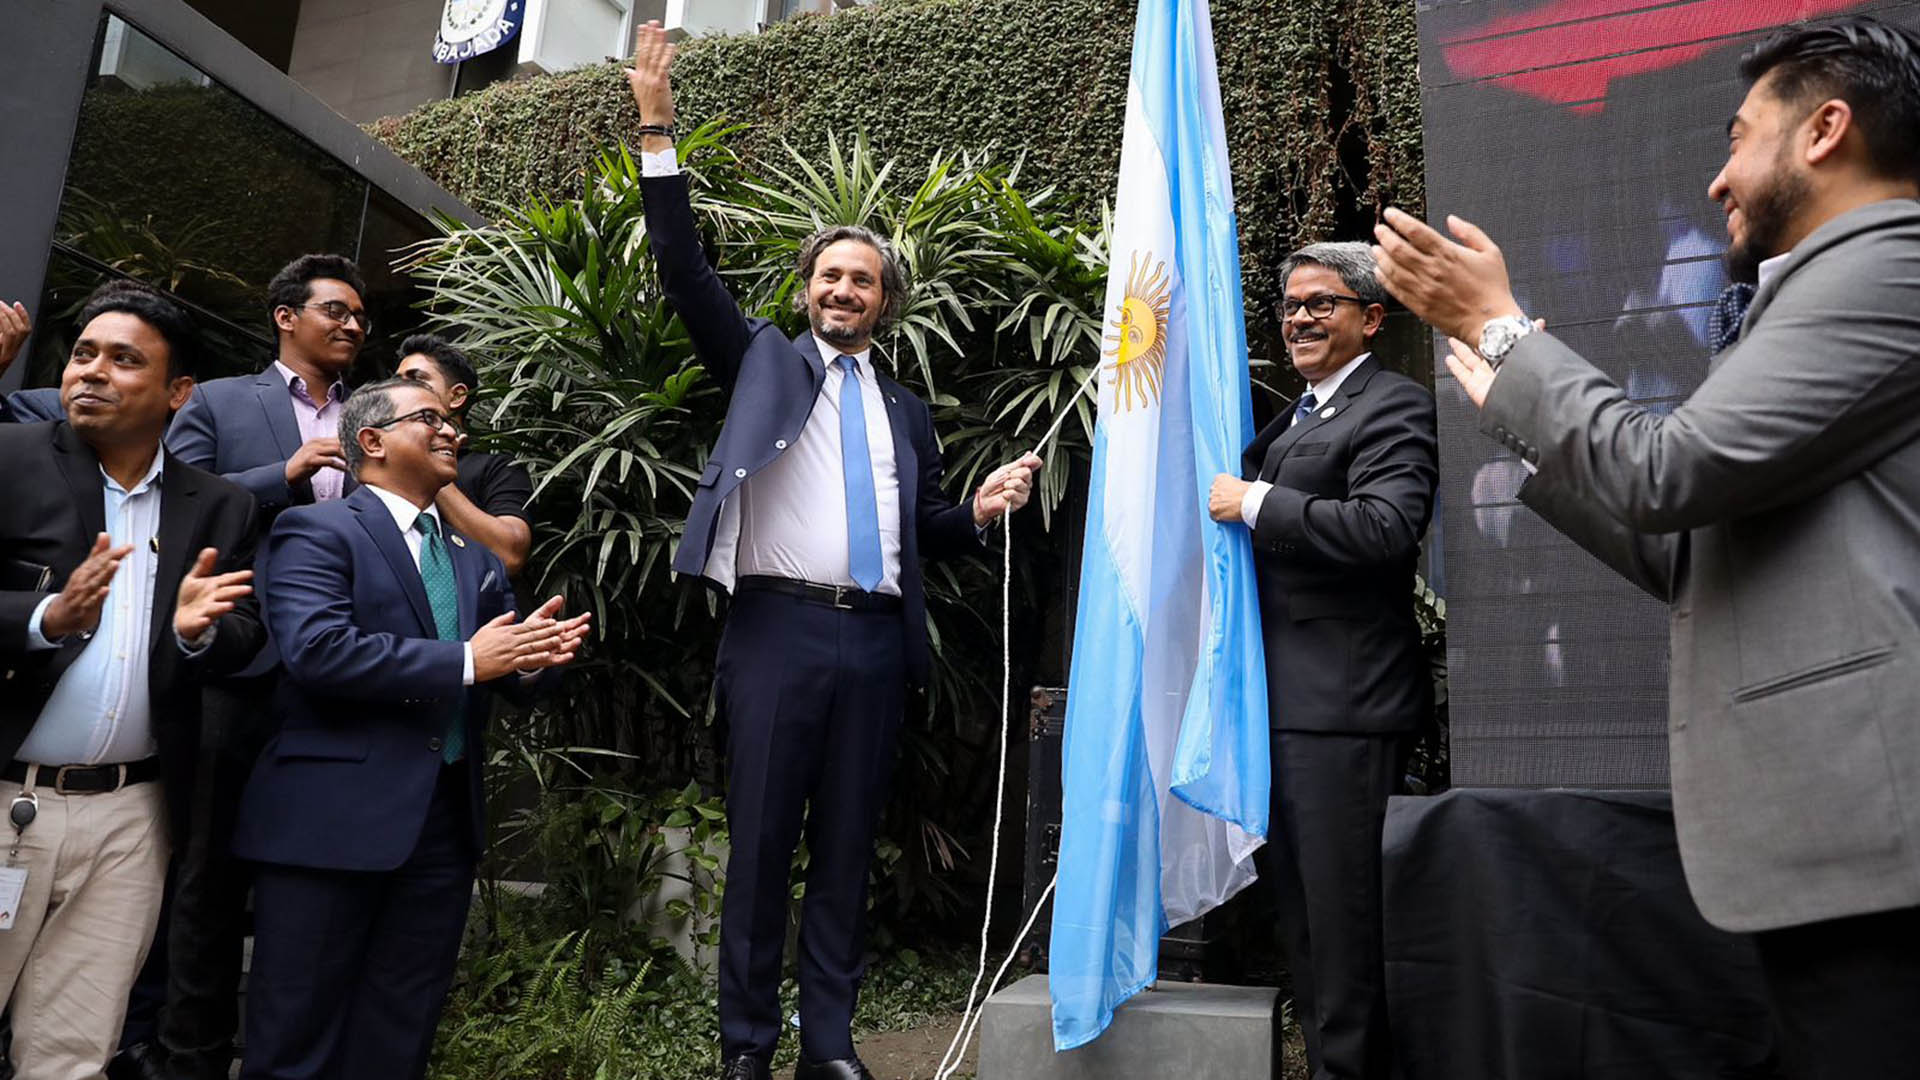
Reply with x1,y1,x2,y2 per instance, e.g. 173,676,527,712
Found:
626,23,1041,1080
1209,242,1438,1080
0,282,262,1079
233,377,587,1080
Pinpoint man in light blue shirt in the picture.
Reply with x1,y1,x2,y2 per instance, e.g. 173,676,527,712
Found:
0,282,263,1079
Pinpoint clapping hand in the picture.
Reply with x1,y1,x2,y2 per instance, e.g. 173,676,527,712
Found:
174,546,253,643
470,596,592,681
1371,208,1527,347
42,533,131,640
0,302,29,378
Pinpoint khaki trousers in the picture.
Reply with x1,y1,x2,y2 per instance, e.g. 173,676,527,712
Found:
0,776,170,1080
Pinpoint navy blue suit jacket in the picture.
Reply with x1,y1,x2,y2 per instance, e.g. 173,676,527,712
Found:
0,388,64,424
643,173,980,686
231,485,525,872
167,368,356,522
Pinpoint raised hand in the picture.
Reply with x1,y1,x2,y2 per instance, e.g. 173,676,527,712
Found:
42,533,132,640
625,19,676,128
973,452,1045,525
174,546,253,642
1371,207,1527,346
0,302,29,378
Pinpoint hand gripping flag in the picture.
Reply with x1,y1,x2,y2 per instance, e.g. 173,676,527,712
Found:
1047,0,1269,1051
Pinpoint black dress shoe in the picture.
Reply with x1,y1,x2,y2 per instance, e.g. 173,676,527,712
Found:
106,1043,169,1080
794,1057,875,1080
720,1055,772,1080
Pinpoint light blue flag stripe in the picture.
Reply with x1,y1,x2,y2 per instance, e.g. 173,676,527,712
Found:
1049,0,1268,1052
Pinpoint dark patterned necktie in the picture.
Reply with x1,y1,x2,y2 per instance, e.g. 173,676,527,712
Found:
414,513,464,764
1293,391,1318,427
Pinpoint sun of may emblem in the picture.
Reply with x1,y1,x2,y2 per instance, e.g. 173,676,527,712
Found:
1102,251,1171,413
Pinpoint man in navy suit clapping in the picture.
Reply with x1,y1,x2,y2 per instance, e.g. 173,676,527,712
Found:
233,378,589,1080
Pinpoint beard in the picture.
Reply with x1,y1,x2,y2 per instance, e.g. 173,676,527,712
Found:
810,303,874,347
1724,152,1811,285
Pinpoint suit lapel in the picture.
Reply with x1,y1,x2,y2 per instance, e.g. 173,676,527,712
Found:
51,423,109,542
148,459,199,654
790,331,828,390
449,528,482,639
1250,356,1382,479
253,369,303,461
877,373,918,524
348,487,437,637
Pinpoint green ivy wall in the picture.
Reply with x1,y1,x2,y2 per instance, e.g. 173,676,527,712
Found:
369,0,1425,357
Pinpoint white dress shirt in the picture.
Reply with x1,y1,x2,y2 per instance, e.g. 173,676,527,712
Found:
1239,351,1373,526
19,450,190,764
364,484,476,685
734,339,904,595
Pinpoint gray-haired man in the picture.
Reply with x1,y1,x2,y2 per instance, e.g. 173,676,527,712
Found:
1209,242,1438,1080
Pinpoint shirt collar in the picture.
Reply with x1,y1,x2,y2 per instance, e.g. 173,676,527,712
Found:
1307,350,1372,401
365,483,439,537
101,445,166,497
813,335,873,377
1756,250,1793,292
273,360,345,406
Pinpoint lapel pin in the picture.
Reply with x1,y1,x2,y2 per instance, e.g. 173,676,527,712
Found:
1320,406,1336,419
450,534,467,548
149,537,159,553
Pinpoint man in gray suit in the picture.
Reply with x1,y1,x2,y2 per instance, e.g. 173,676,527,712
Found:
1373,17,1920,1077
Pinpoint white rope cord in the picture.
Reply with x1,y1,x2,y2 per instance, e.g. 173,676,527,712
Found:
934,368,1098,1080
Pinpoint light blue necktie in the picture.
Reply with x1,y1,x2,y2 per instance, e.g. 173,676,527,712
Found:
1294,391,1319,427
837,355,883,592
415,514,465,764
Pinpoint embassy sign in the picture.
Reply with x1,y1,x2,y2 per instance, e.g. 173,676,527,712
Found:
433,0,523,64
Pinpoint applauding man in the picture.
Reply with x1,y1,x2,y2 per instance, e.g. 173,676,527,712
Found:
0,282,263,1079
627,22,1039,1080
232,378,588,1080
1373,18,1920,1075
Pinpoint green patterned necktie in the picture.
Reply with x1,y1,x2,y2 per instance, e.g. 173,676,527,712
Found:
414,512,465,764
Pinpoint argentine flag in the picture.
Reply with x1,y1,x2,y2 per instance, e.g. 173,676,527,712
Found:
1047,0,1269,1051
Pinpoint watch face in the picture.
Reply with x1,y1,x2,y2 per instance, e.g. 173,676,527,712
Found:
1481,318,1521,358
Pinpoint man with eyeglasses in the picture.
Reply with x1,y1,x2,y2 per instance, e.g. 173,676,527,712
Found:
1206,242,1438,1080
113,254,371,1080
232,378,587,1080
395,335,533,578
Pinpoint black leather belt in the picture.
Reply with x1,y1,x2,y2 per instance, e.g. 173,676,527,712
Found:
737,575,903,613
3,758,160,795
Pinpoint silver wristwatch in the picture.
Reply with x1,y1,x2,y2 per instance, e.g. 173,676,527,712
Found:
1477,315,1535,368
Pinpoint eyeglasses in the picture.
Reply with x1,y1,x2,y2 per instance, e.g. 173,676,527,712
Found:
293,300,372,334
366,407,455,433
1279,294,1366,320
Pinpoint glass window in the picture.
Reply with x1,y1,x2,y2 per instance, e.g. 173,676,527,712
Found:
31,14,433,390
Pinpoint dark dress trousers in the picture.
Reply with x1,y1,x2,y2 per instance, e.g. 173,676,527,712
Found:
232,485,528,1080
0,420,264,826
1240,356,1437,1080
641,171,981,1064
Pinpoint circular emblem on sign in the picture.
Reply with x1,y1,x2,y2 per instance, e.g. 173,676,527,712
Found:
434,0,522,63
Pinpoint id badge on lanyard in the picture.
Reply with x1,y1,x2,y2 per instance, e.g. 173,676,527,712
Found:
0,782,39,929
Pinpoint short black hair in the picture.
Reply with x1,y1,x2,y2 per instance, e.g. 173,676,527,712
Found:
266,254,367,333
398,333,478,411
75,280,201,379
1740,17,1920,181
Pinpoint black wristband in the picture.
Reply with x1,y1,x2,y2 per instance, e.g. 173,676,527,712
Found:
637,123,674,139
